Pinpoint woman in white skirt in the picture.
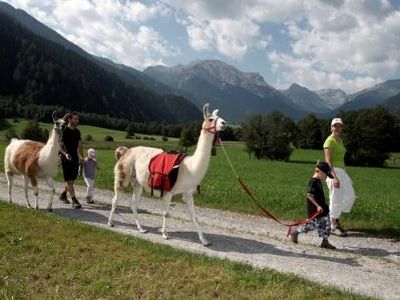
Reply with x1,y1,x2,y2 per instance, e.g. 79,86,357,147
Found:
323,118,356,237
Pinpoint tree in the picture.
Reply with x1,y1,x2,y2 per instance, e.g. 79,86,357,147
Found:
242,111,296,161
296,114,324,149
125,123,135,139
340,107,399,167
179,124,198,152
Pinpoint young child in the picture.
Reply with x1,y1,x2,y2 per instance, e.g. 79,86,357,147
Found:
82,148,99,204
291,161,336,250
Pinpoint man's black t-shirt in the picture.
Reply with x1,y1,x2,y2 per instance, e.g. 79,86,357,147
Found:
62,127,81,160
306,177,329,218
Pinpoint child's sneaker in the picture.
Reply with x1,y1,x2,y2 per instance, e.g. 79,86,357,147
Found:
290,230,299,244
320,240,336,250
86,196,94,204
331,227,348,237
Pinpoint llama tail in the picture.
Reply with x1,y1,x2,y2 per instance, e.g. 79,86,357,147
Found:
115,146,129,160
4,142,13,173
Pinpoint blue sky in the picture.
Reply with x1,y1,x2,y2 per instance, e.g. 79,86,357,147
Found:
5,0,400,93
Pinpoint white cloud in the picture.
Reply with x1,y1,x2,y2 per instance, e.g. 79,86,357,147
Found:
186,17,270,60
164,0,271,60
245,0,306,23
268,51,382,92
122,1,171,23
265,0,400,92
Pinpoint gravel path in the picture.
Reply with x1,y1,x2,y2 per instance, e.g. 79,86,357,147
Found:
1,173,399,299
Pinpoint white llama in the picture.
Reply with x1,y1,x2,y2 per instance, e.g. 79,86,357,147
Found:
108,103,226,246
4,112,66,211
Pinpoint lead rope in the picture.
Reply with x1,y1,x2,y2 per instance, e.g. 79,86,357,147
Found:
218,137,320,236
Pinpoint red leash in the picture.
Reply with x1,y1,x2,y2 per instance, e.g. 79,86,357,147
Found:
218,138,320,236
237,176,320,236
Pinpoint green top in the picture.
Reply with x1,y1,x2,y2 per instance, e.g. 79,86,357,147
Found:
323,135,346,168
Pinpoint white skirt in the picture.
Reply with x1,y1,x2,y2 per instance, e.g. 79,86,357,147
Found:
326,167,356,219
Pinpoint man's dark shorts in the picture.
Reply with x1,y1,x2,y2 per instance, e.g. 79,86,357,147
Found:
61,158,79,181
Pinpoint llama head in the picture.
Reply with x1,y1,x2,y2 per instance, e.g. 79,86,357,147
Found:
202,103,226,133
52,111,67,140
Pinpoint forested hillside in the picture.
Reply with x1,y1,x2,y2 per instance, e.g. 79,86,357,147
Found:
0,12,200,123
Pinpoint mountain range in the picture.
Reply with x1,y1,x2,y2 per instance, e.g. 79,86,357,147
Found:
144,60,305,121
1,1,399,122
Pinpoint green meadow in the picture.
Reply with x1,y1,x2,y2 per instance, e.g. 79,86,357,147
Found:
1,119,399,237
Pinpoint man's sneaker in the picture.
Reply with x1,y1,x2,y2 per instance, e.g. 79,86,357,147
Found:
290,230,299,244
59,193,70,204
86,196,94,204
331,227,348,237
72,198,81,209
321,240,336,250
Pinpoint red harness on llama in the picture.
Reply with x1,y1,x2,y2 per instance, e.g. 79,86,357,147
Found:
148,151,186,196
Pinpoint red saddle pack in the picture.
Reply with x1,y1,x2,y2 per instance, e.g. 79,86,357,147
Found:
148,151,186,196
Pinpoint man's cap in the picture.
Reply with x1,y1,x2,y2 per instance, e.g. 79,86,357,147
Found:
316,161,334,179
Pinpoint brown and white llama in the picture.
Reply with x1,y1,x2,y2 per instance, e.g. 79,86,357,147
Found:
4,112,66,211
108,104,226,246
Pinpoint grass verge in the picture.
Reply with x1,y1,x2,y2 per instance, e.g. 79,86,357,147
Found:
0,202,366,299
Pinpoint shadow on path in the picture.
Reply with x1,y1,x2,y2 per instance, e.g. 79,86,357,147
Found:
51,207,361,267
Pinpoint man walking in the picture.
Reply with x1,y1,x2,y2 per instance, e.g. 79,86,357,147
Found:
59,112,83,209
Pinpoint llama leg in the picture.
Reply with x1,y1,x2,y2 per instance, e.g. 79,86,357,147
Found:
6,172,13,204
108,188,122,227
45,178,56,212
161,193,173,239
30,177,39,210
184,192,209,246
23,175,31,208
129,183,147,233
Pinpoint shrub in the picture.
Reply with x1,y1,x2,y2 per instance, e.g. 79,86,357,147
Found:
5,128,18,141
85,134,93,141
20,120,46,142
162,136,168,142
104,135,114,142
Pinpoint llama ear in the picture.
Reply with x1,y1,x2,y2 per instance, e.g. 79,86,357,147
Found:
203,103,210,119
62,113,70,122
52,111,57,123
212,109,219,116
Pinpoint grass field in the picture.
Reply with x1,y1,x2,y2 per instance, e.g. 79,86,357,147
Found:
1,119,399,237
0,202,366,299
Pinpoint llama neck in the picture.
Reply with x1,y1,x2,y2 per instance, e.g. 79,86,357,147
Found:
40,128,60,163
188,129,214,180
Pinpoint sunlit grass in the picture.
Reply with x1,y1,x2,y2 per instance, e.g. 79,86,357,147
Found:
0,202,366,299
